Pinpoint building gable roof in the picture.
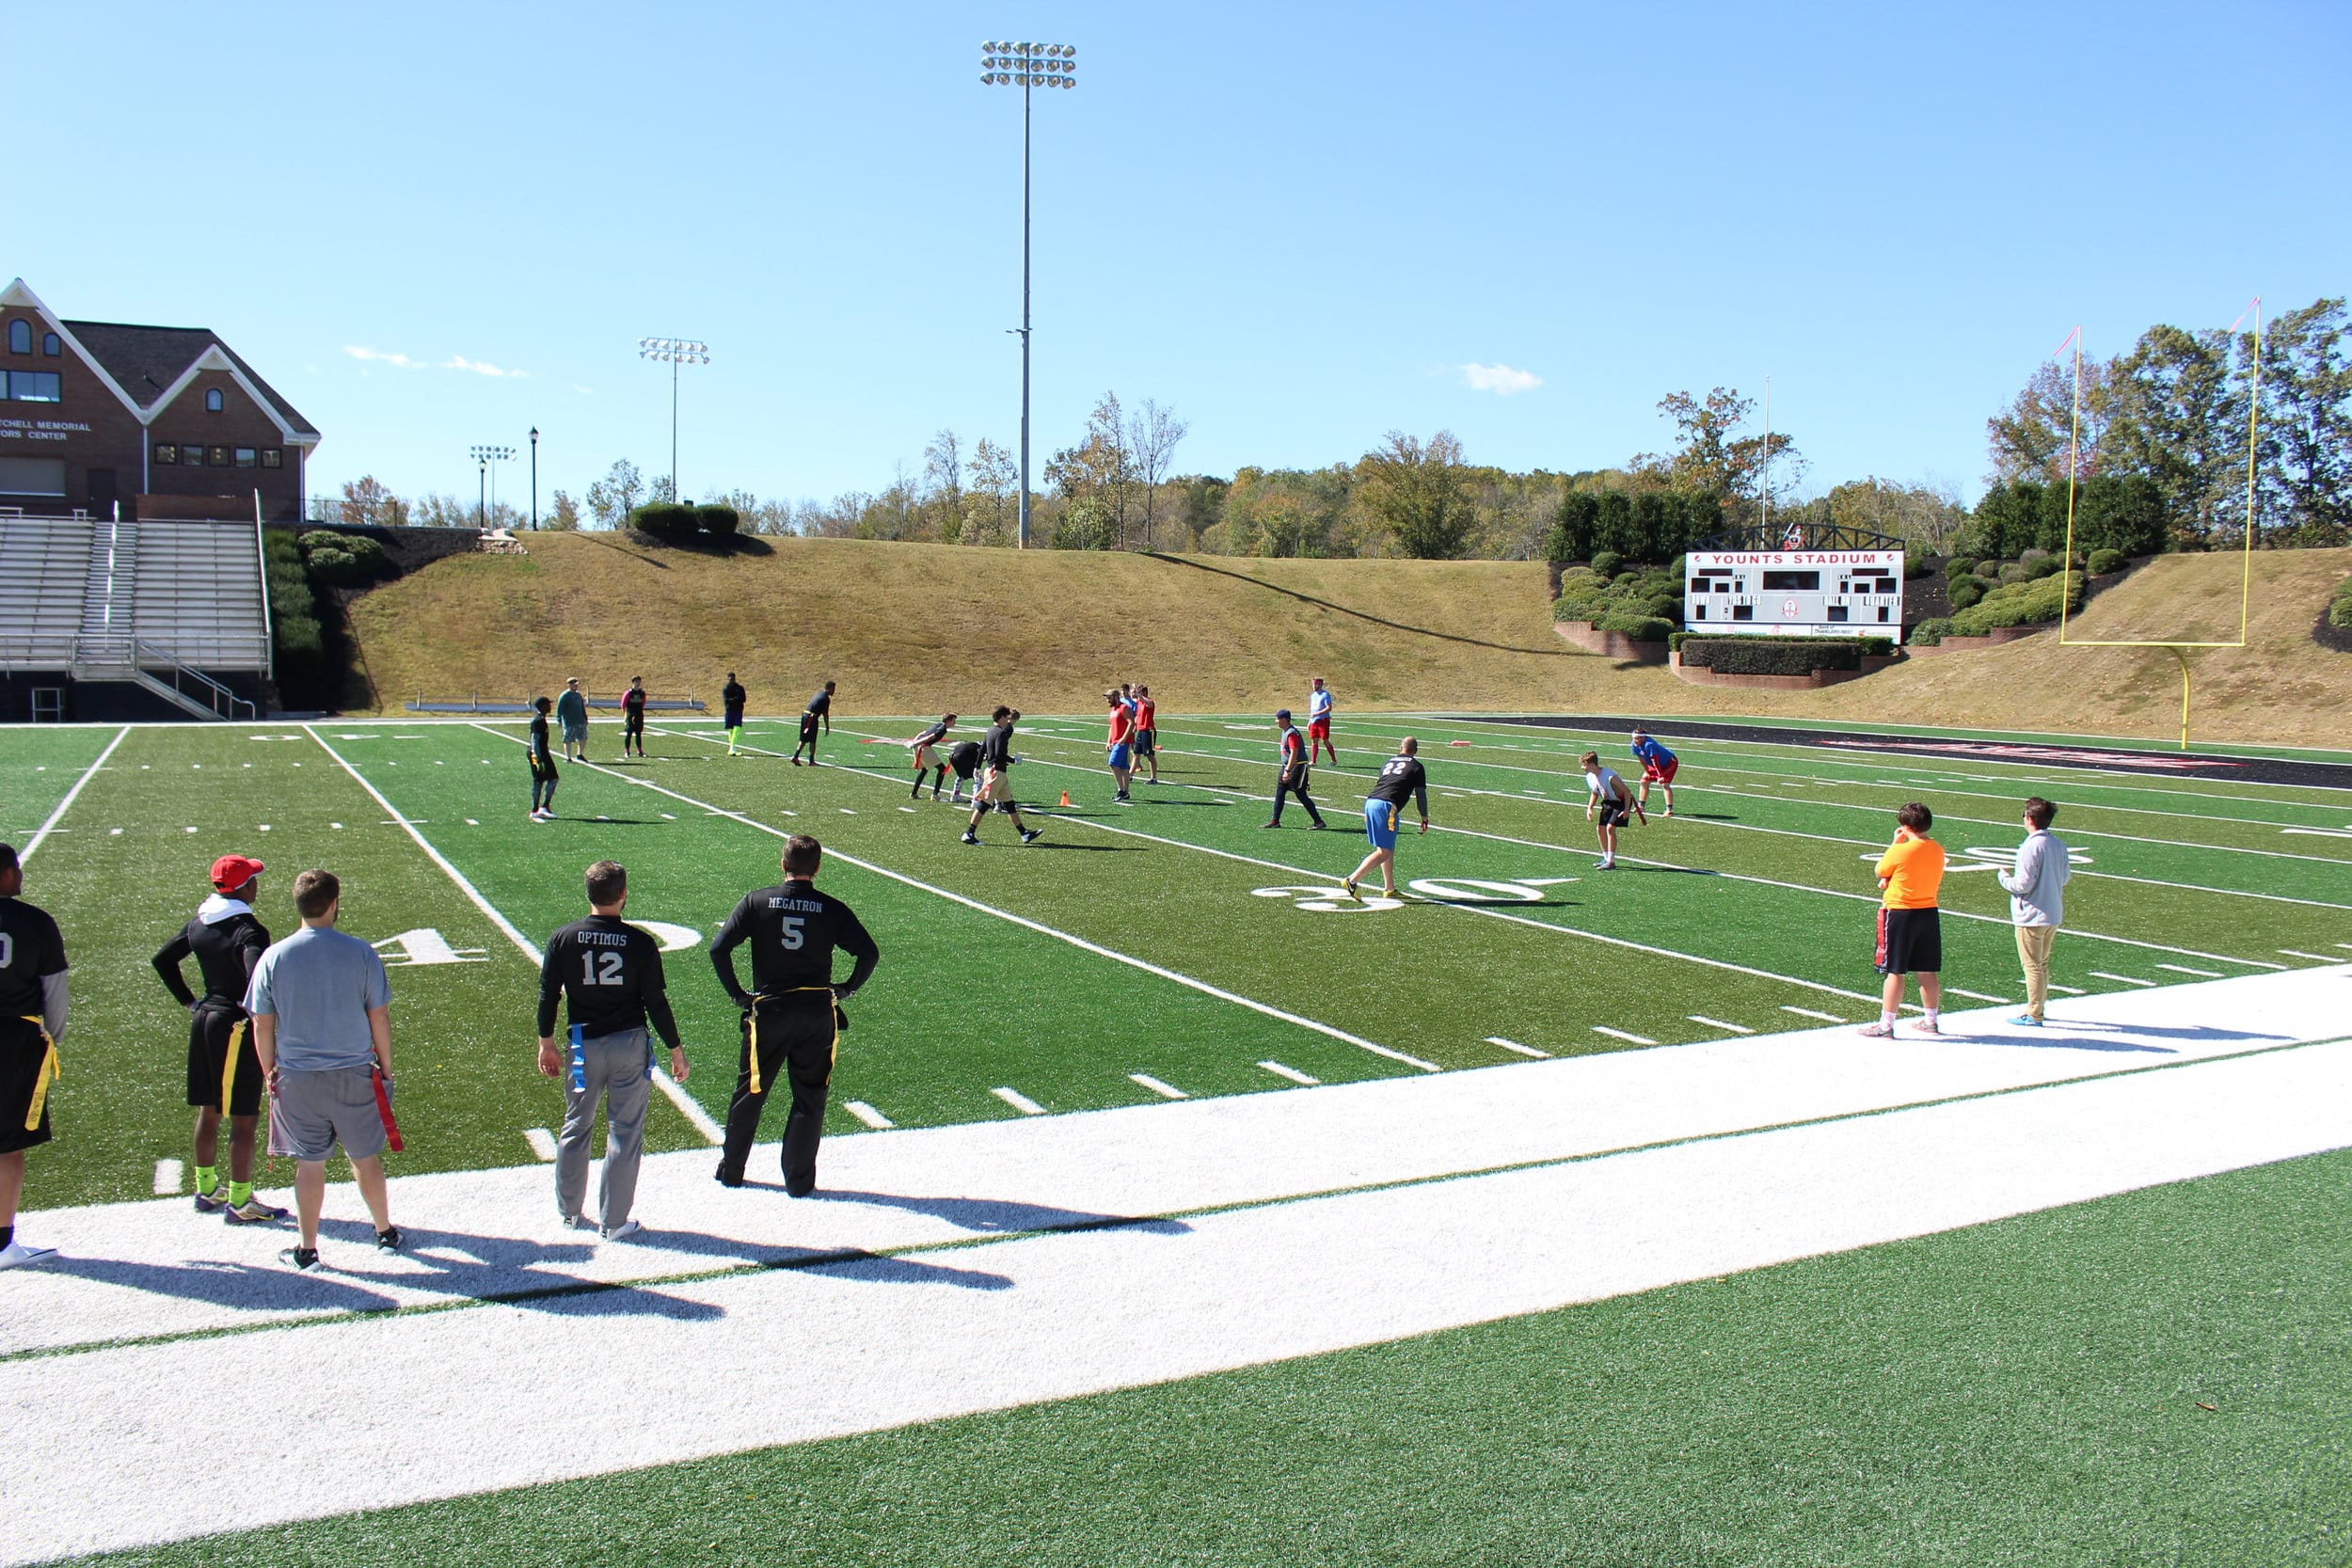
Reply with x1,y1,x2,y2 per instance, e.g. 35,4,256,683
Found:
0,278,320,443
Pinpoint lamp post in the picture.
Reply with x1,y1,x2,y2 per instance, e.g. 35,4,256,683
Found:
469,444,515,529
980,40,1077,549
529,426,539,530
638,337,710,500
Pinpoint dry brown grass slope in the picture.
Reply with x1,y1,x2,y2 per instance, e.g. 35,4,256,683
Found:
342,534,2352,747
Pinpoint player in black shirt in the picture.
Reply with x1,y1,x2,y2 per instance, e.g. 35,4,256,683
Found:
962,705,1044,847
1344,737,1431,900
904,712,956,799
790,680,836,767
620,676,648,759
722,673,748,755
709,834,879,1194
944,738,983,804
1263,709,1326,829
538,860,686,1238
528,695,560,820
151,852,283,1223
0,843,69,1270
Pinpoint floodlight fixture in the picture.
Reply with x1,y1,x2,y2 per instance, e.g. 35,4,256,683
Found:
639,336,712,499
977,39,1079,546
469,443,516,529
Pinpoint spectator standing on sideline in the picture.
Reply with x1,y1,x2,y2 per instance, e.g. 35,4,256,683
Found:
538,860,686,1240
1263,709,1326,829
722,673,748,755
1862,804,1947,1038
151,853,284,1224
620,676,648,759
528,696,560,820
246,869,401,1272
0,844,68,1270
1998,797,2070,1028
556,678,591,763
709,835,879,1195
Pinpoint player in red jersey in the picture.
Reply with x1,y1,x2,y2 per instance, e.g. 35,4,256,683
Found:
1104,689,1136,804
1131,685,1161,784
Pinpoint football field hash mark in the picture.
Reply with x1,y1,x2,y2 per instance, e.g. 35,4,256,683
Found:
2090,972,2157,988
523,1129,558,1162
1687,1016,1755,1035
2155,964,2224,978
993,1087,1047,1117
1130,1073,1188,1101
1486,1037,1551,1058
1783,1006,1847,1023
1592,1026,1658,1046
844,1101,893,1130
1259,1061,1320,1085
152,1159,182,1196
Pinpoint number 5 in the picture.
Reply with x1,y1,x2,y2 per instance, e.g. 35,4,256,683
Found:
781,916,804,950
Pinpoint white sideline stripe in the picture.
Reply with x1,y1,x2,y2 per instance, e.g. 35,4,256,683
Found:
993,1086,1047,1116
1259,1060,1319,1085
844,1101,894,1131
523,1128,558,1163
1592,1026,1658,1046
2280,828,2352,838
1686,1015,1754,1035
151,1160,182,1196
577,728,1438,1074
20,726,128,863
2280,950,2340,963
2155,964,2224,978
2090,971,2156,988
1943,988,2012,1005
1783,1006,1846,1022
13,1026,2348,1563
1131,1073,1188,1101
2048,983,2087,994
1486,1036,1550,1058
312,727,724,1148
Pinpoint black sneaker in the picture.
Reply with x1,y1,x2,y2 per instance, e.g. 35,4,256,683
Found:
961,832,981,847
1020,828,1044,845
374,1226,402,1254
281,1245,322,1273
715,1166,744,1188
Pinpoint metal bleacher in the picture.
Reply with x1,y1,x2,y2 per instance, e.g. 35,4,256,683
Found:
0,513,269,718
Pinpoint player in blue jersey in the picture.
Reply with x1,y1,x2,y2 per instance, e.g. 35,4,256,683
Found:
1629,727,1677,817
1306,677,1337,767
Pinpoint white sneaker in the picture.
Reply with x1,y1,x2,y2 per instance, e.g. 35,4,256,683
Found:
0,1237,60,1270
602,1219,643,1242
1856,1021,1896,1037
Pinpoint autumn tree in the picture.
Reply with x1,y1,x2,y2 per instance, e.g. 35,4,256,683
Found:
1355,431,1470,559
585,460,644,530
1631,388,1800,520
1986,358,2112,485
1125,398,1189,551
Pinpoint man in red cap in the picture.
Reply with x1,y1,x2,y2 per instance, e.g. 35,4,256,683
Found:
151,854,284,1224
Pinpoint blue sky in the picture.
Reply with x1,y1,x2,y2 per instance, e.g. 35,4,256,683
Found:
15,2,2346,513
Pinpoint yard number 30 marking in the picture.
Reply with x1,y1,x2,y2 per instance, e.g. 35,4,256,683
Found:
1251,885,1403,913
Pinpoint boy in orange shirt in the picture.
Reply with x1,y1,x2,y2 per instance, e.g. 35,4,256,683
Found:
1863,801,1946,1037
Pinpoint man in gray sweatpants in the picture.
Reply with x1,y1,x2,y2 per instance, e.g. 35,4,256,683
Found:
1998,796,2071,1027
537,861,688,1240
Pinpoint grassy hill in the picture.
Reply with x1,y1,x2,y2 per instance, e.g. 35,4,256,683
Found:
342,533,2352,747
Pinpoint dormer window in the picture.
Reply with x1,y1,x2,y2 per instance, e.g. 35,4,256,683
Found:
205,388,224,412
6,321,27,354
41,333,59,356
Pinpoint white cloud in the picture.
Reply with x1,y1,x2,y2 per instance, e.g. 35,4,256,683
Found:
444,355,527,378
571,384,595,396
344,344,421,368
1459,362,1543,395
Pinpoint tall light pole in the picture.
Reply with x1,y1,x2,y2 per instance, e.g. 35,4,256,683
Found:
529,426,539,530
470,444,514,529
638,337,710,500
980,40,1077,548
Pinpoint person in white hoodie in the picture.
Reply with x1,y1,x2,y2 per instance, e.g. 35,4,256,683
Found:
1997,797,2070,1027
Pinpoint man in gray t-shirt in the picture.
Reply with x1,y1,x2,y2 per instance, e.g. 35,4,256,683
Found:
246,869,399,1272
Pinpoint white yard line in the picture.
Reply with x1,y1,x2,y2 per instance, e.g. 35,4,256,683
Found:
2155,964,2224,978
19,726,128,863
1942,988,2012,1005
1782,1006,1847,1022
523,1128,558,1162
1130,1073,1189,1101
151,1160,181,1196
1486,1036,1551,1058
311,727,723,1147
844,1101,894,1131
2090,971,2156,988
993,1086,1047,1116
1686,1015,1755,1035
1259,1061,1320,1085
1592,1025,1658,1046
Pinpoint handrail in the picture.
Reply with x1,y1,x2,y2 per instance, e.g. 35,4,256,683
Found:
135,640,258,720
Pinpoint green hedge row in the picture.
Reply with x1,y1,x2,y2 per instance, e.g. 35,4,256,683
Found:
1673,637,1883,675
1962,475,2168,560
2328,575,2352,630
1912,569,2088,645
262,530,320,662
1546,491,1724,566
629,501,742,540
296,529,390,586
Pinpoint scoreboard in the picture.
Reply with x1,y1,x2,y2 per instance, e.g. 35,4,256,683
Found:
1683,549,1906,641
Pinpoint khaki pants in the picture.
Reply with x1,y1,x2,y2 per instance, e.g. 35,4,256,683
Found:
2015,925,2058,1021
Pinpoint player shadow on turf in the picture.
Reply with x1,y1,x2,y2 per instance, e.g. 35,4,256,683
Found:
805,1188,1192,1238
1018,841,1144,852
556,1225,1022,1291
1967,1020,2290,1055
42,1252,405,1314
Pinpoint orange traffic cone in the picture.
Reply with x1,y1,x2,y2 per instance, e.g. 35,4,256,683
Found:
1059,790,1072,807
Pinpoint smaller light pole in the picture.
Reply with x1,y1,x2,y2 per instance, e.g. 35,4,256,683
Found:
638,337,710,499
529,427,540,530
469,444,515,529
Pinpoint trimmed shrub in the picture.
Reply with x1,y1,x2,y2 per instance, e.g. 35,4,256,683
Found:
1904,555,1935,578
1549,493,1598,563
1909,618,1951,646
1860,637,1896,657
1942,570,2084,636
2020,546,2051,564
1593,494,1639,561
2024,552,2065,579
1945,558,1976,581
1974,559,2002,580
1996,562,2032,585
1678,638,1863,675
1666,554,1687,580
262,529,321,660
297,531,389,585
694,502,742,538
1597,613,1675,642
2088,547,2126,576
1947,578,1986,611
2330,596,2352,630
628,501,699,539
1589,549,1624,580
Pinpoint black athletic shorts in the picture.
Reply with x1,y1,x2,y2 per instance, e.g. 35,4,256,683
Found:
624,712,644,735
1134,729,1156,757
1875,907,1943,976
187,1002,264,1115
0,1016,56,1155
1596,799,1632,829
799,713,820,740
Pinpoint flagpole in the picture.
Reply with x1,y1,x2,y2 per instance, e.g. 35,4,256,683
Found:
1761,377,1772,542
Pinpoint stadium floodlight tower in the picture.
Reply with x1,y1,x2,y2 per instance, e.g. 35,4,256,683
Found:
638,336,711,501
469,444,515,529
979,40,1077,549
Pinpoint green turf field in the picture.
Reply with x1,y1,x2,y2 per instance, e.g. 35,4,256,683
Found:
7,711,2347,1210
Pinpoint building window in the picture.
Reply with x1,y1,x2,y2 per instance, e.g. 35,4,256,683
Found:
205,388,224,413
6,320,27,354
41,333,59,356
233,447,257,467
208,445,230,467
5,371,62,402
186,445,209,467
154,444,180,466
260,449,282,469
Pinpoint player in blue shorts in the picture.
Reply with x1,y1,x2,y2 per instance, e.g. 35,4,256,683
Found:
1104,689,1136,803
1343,737,1429,899
1629,727,1678,817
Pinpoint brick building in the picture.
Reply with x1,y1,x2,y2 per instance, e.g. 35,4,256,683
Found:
0,278,319,521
